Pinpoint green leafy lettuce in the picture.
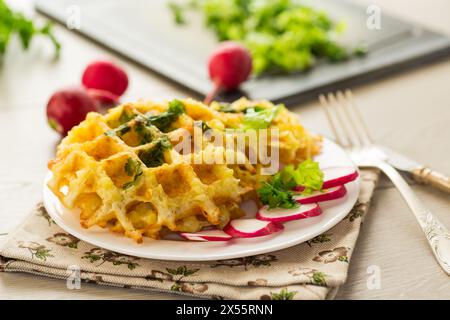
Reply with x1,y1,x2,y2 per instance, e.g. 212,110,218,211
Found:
257,159,324,209
242,105,281,130
282,159,324,195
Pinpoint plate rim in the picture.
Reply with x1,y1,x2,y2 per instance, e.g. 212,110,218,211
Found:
43,137,360,261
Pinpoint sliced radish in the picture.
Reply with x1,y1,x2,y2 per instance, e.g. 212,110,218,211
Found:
322,167,359,189
180,229,232,242
223,219,283,238
294,166,358,192
256,203,322,223
294,185,347,204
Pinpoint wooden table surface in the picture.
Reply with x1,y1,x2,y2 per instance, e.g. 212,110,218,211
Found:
1,0,449,299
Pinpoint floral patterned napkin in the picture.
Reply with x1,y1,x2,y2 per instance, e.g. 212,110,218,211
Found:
0,169,379,300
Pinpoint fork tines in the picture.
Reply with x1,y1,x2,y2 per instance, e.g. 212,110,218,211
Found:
319,90,373,148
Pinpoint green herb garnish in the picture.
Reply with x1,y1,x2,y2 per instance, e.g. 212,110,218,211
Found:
138,136,172,168
354,44,368,57
105,122,131,137
146,99,185,132
123,158,143,189
118,109,136,124
217,103,237,113
284,159,324,195
106,101,184,144
242,105,281,130
134,117,154,145
258,177,298,209
257,159,324,208
168,1,186,25
200,121,211,132
0,0,60,58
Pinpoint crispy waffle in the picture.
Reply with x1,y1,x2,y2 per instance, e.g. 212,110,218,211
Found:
48,98,321,242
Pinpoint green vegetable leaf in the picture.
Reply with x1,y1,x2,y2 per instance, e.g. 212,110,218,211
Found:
118,109,136,124
123,158,143,190
257,159,324,208
138,136,172,168
217,103,237,113
0,0,60,58
124,158,140,176
257,173,299,209
105,123,131,138
354,44,368,57
242,105,281,130
286,159,324,194
146,99,185,132
168,1,186,25
134,116,154,145
200,120,211,132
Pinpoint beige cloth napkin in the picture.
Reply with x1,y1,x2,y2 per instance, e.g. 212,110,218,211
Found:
0,169,379,300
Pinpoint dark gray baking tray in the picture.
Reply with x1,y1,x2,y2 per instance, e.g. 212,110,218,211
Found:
36,0,450,104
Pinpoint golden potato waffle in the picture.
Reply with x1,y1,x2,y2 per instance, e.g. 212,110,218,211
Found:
48,98,321,242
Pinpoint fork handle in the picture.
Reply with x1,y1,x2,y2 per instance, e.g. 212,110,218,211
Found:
412,166,450,195
377,161,450,275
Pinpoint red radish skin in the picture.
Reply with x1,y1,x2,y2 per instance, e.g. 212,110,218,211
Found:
294,166,359,192
294,185,347,204
87,88,120,106
256,203,322,223
82,60,129,97
46,87,99,136
223,219,283,238
322,167,359,189
205,41,252,104
180,230,232,242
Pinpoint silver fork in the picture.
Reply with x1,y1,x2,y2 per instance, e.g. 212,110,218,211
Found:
319,90,450,275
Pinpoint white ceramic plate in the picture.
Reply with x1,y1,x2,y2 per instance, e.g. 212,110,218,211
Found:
43,138,360,261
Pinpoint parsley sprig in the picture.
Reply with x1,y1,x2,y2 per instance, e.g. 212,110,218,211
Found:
122,136,173,190
146,99,185,132
0,0,60,58
123,158,143,189
257,160,324,209
105,99,186,140
258,174,298,209
138,136,172,168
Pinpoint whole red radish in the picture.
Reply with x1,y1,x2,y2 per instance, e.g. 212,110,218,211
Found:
82,60,129,97
87,88,120,108
46,87,99,136
223,219,283,238
205,41,252,104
